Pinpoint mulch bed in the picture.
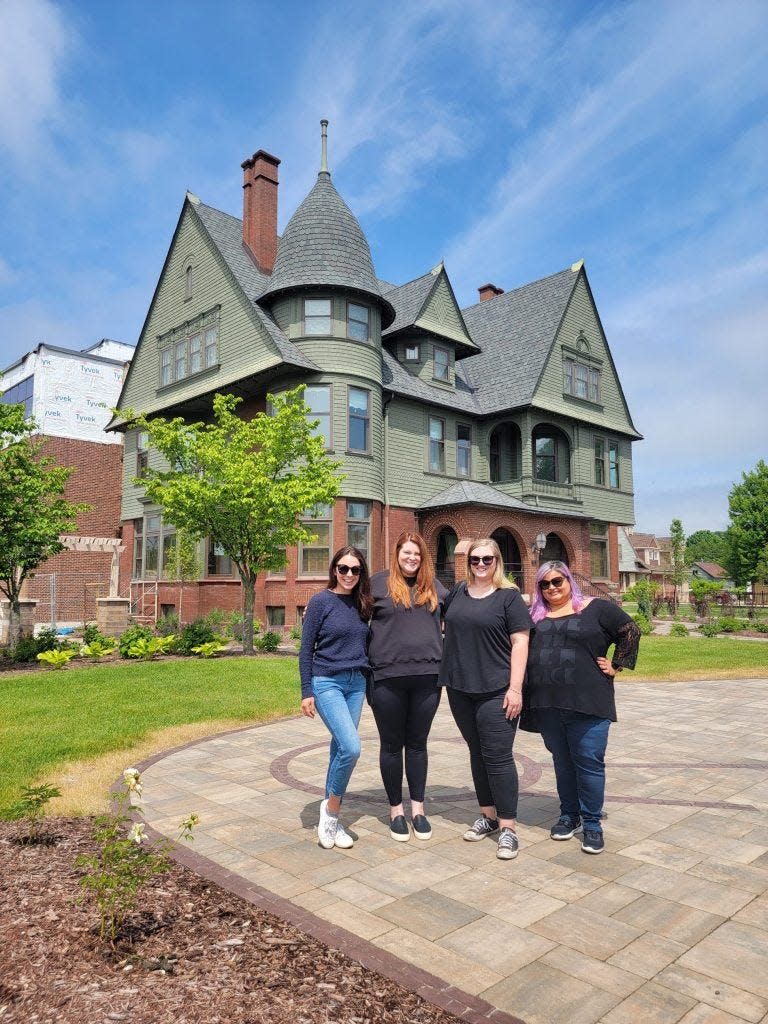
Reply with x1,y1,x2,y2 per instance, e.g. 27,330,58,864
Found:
1,818,461,1024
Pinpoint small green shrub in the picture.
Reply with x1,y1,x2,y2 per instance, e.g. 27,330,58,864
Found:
716,616,743,634
119,624,154,659
289,623,302,641
755,620,768,633
155,612,179,637
80,638,116,659
11,628,60,664
631,613,652,636
9,783,62,841
699,622,721,637
37,648,78,669
202,609,227,635
126,635,176,661
174,619,217,656
255,630,282,653
190,641,225,658
225,611,260,642
669,623,689,638
82,624,110,646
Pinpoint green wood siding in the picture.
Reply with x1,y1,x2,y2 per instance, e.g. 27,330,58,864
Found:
276,295,382,344
118,206,282,423
416,273,472,346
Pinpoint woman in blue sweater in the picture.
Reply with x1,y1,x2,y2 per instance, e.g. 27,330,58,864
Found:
299,546,372,850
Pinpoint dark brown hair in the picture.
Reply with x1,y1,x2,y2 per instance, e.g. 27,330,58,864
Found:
326,546,373,620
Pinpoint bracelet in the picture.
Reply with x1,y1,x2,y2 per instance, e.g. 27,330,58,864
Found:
508,687,522,694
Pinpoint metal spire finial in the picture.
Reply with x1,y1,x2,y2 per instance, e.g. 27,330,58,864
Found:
320,119,329,174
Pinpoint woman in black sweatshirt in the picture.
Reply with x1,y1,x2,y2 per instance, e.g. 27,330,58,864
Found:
368,531,446,842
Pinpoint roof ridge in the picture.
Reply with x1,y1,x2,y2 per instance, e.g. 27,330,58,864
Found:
461,265,576,314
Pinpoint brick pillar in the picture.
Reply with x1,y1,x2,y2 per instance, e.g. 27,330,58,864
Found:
96,597,131,637
0,599,38,644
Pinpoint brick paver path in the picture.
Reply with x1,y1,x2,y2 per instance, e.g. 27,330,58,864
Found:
140,679,768,1024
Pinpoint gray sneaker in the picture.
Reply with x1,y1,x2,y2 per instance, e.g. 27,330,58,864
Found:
463,816,500,842
317,799,338,850
496,827,519,860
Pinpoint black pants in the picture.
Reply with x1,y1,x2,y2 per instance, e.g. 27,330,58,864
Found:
447,687,519,819
370,677,441,805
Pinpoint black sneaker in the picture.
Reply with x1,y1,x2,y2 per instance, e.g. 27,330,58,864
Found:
550,815,582,841
581,829,605,854
496,827,519,860
463,816,499,842
412,814,432,841
390,815,410,842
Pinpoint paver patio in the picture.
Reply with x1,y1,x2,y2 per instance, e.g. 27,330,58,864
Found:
139,679,768,1024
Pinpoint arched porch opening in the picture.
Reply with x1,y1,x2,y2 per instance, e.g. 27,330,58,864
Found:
435,527,458,587
491,528,523,589
541,532,569,566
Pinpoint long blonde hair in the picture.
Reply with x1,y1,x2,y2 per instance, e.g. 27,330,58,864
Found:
388,531,439,612
467,537,516,590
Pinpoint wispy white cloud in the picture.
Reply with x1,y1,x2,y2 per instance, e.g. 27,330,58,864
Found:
0,0,75,165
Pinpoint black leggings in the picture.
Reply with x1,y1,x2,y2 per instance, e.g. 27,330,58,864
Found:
370,678,441,805
447,687,519,819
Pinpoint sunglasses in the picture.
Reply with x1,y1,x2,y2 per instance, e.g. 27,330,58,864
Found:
540,576,566,591
469,555,495,566
336,564,361,576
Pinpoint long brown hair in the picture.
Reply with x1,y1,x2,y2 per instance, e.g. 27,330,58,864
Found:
388,531,439,612
326,545,373,620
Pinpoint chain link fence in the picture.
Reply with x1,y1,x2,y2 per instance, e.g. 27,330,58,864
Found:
24,573,112,629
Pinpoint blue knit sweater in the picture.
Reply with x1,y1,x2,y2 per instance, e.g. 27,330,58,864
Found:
299,589,369,698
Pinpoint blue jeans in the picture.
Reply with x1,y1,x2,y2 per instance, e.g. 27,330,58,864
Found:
312,670,367,801
537,709,610,832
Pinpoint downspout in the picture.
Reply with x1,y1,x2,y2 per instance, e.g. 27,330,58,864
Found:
382,392,392,565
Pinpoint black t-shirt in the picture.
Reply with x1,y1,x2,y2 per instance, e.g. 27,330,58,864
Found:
521,599,640,727
438,584,533,693
368,571,447,684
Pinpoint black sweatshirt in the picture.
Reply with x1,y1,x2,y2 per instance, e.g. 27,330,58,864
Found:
367,571,447,684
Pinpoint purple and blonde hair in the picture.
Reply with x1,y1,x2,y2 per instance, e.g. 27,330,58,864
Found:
530,560,585,623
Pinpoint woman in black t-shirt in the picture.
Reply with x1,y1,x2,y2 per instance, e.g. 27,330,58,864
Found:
369,532,446,843
439,538,533,861
521,560,640,856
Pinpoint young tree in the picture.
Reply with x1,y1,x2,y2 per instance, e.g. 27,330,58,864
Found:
727,460,768,586
668,518,686,610
126,387,343,654
0,400,88,646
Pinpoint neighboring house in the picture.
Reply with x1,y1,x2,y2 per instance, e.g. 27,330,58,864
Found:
691,561,732,586
0,339,134,626
111,129,642,627
627,531,662,571
618,526,650,591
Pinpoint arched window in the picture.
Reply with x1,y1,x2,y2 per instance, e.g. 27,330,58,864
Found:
489,422,521,483
541,533,569,565
436,527,458,587
532,424,571,483
184,264,193,300
491,528,523,589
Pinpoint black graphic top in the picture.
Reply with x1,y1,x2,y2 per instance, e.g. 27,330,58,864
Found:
521,599,640,727
439,584,534,694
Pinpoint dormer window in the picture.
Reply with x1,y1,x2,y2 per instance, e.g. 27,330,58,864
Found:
304,298,332,336
433,345,450,382
404,343,420,362
347,302,369,342
564,357,600,402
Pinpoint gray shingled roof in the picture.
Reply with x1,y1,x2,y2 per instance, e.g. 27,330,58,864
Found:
381,350,480,414
381,270,437,335
259,173,395,326
419,480,591,519
461,267,578,413
193,200,319,372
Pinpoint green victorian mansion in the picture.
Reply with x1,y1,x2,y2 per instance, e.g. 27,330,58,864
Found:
114,123,641,628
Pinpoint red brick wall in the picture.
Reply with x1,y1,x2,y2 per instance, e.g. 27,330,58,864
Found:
39,436,122,536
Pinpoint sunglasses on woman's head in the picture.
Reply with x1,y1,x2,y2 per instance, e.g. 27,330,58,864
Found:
469,555,495,566
336,564,361,576
540,576,565,591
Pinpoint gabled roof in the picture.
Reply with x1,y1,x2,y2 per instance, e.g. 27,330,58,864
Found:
418,479,590,519
257,173,395,326
628,532,659,551
460,267,579,413
381,264,479,357
693,561,728,578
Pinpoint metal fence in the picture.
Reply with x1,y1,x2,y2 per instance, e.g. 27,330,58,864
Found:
23,572,112,628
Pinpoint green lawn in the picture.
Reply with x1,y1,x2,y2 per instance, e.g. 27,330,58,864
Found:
1,656,298,818
2,639,766,818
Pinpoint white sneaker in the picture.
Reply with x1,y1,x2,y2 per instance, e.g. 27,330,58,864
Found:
317,799,338,850
334,821,354,849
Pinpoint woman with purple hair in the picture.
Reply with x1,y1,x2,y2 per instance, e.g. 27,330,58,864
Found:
521,560,640,854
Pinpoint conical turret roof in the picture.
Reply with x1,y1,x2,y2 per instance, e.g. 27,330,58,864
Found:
259,171,394,327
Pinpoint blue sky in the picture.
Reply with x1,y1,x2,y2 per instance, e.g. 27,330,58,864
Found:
0,0,766,535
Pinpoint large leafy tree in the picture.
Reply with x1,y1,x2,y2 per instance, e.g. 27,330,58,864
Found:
727,459,768,586
685,529,731,568
0,399,88,646
126,387,343,654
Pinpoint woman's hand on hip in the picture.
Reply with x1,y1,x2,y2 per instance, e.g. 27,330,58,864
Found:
301,697,316,718
503,686,522,719
597,657,616,677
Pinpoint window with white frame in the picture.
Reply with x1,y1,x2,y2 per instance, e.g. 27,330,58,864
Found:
590,521,610,579
594,437,620,488
429,416,445,473
347,302,370,342
457,423,471,478
304,298,332,335
158,309,219,387
299,505,332,575
346,500,371,560
404,343,420,362
304,384,332,448
136,430,150,478
348,387,370,452
433,345,450,382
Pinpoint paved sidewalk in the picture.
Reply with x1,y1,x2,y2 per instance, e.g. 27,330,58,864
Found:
139,679,768,1024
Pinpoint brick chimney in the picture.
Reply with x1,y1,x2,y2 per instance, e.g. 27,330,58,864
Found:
241,149,280,274
478,283,504,301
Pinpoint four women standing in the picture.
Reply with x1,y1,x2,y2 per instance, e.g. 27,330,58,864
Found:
300,542,638,858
